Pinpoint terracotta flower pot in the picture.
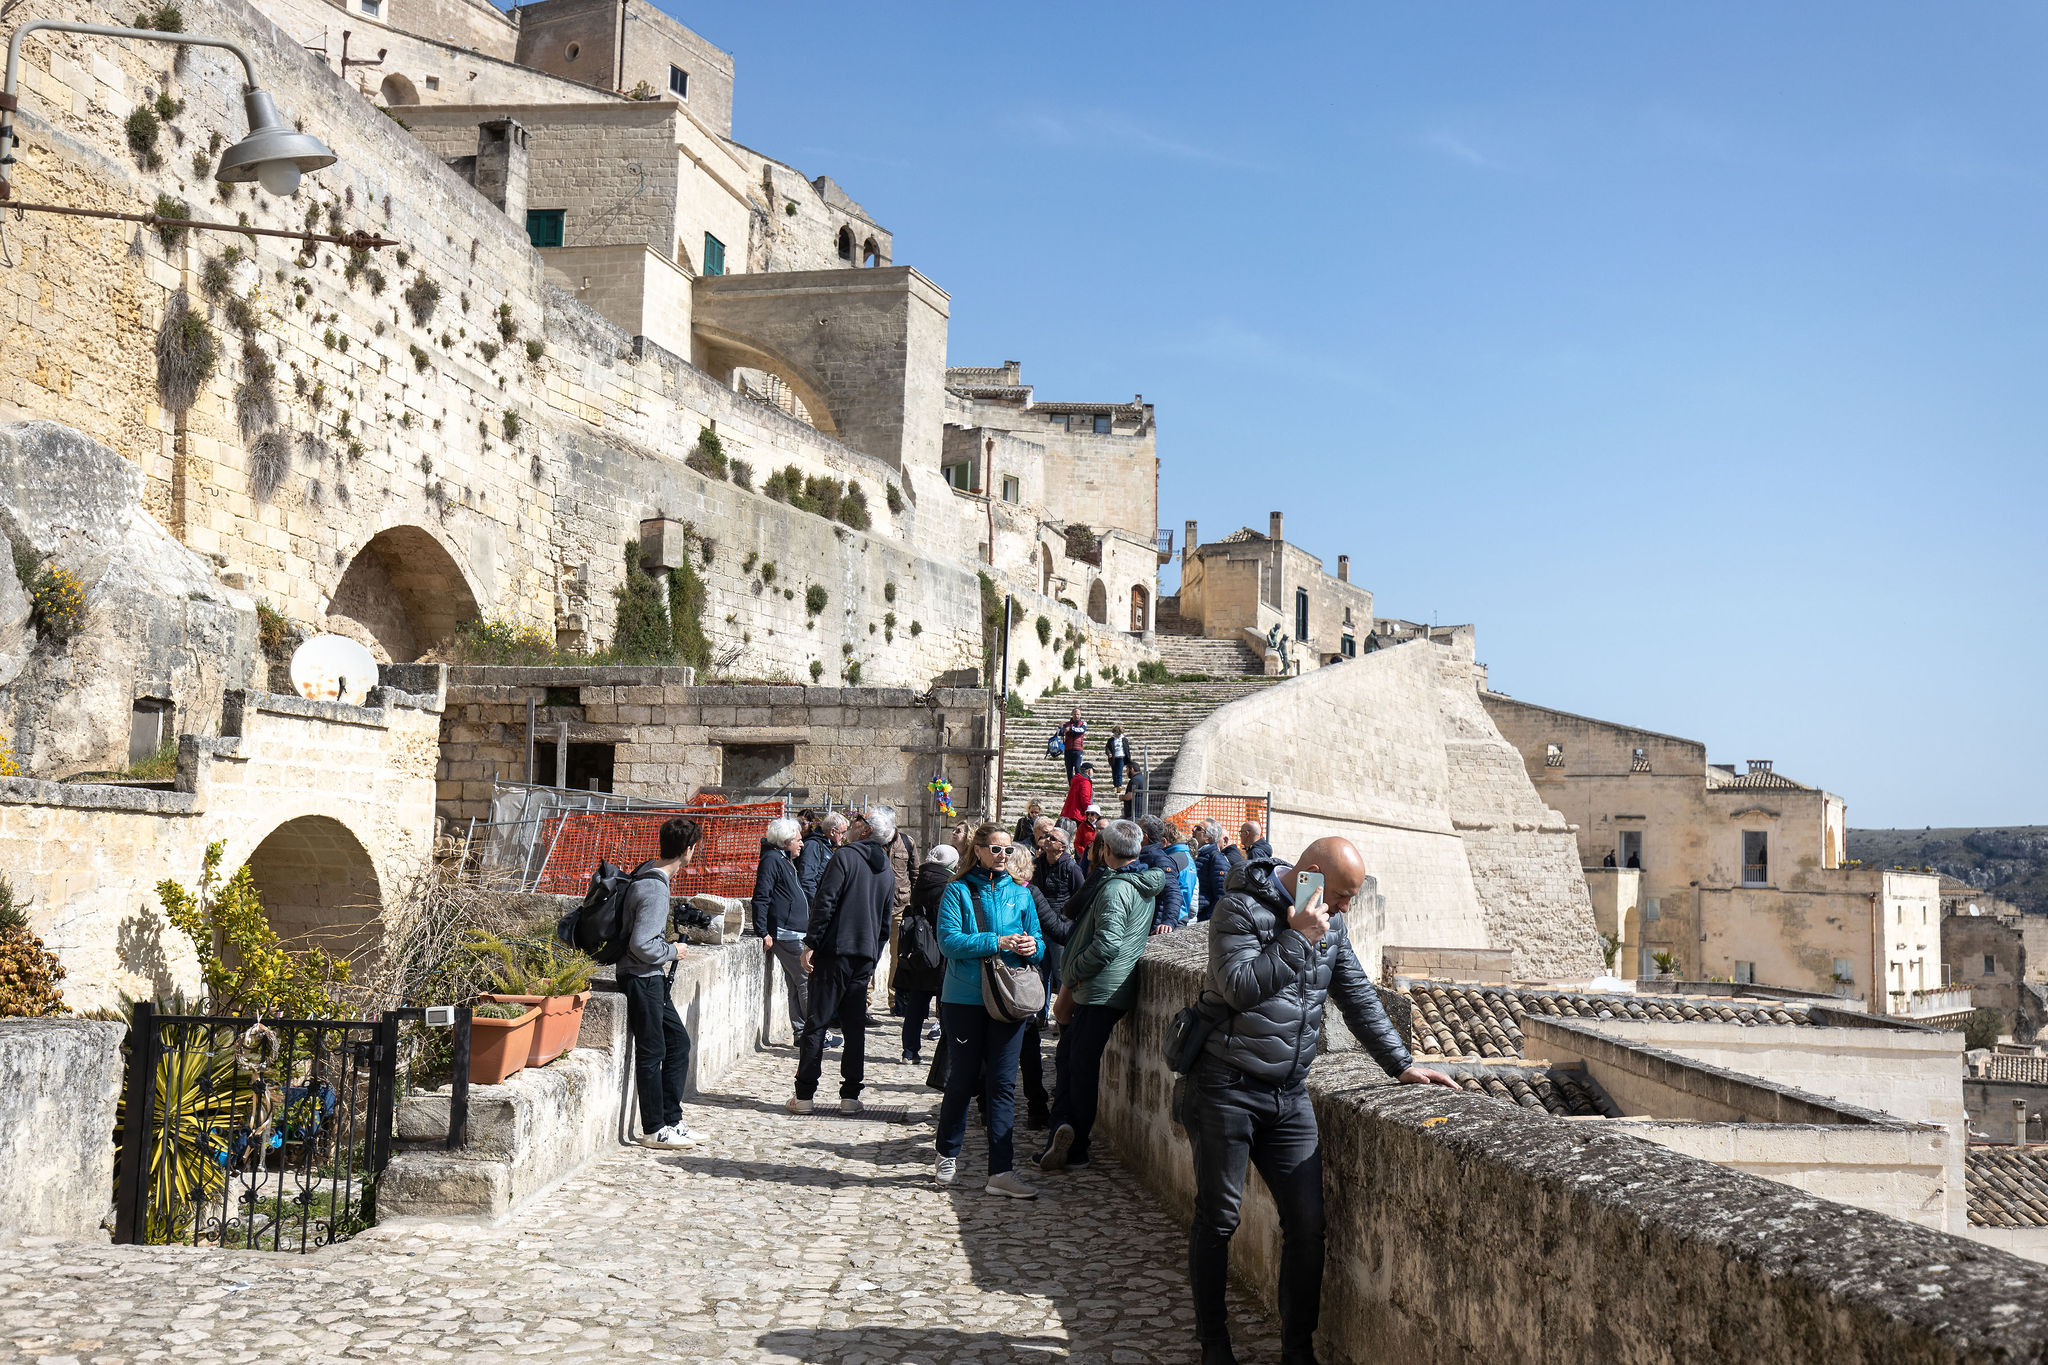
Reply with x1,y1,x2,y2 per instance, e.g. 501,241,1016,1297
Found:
480,991,591,1067
468,1004,540,1085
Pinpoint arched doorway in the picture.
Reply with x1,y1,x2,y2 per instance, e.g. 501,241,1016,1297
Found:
329,525,480,662
245,815,383,965
862,237,879,267
378,73,420,106
1038,543,1053,595
1129,584,1150,632
836,226,854,261
1086,579,1108,624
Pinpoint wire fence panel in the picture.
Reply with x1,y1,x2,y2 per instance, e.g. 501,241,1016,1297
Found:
112,1004,396,1253
531,799,786,897
1152,791,1271,842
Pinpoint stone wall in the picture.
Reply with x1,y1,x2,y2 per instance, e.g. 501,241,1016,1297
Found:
437,672,993,845
0,680,443,1010
263,0,603,107
1166,637,1598,979
1095,928,2048,1365
0,1019,125,1242
1966,1077,2047,1143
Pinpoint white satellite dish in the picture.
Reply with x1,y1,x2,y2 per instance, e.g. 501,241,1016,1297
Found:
290,633,380,706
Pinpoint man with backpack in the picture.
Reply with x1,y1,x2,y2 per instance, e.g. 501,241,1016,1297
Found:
788,805,900,1114
619,817,703,1150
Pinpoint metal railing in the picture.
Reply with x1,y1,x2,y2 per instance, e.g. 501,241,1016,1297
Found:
112,1004,401,1252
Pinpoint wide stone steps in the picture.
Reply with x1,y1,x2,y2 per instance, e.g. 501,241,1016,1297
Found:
999,678,1282,823
1150,633,1264,677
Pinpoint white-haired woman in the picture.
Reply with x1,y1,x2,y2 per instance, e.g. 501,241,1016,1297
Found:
752,814,810,1043
896,843,956,1067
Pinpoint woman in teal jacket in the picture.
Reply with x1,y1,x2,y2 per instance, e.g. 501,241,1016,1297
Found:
933,822,1044,1198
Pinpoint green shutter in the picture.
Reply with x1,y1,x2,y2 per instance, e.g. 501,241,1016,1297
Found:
524,209,564,249
703,232,725,276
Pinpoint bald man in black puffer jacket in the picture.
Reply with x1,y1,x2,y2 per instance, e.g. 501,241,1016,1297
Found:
1182,838,1457,1365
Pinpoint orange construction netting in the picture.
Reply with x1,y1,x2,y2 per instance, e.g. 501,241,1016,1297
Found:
1158,793,1270,845
533,799,785,898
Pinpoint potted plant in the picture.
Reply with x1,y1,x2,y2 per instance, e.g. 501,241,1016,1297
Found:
473,934,597,1068
468,1000,540,1085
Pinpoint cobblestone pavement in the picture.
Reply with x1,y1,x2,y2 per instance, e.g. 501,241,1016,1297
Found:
0,1044,1280,1363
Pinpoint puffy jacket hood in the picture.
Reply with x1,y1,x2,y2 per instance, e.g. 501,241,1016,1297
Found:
854,837,891,873
1225,857,1290,910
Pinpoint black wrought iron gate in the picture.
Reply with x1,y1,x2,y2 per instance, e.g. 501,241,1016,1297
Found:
111,1003,398,1251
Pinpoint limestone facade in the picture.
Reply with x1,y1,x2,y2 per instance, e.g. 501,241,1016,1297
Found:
1165,634,1600,980
1485,693,1945,1010
1174,511,1374,672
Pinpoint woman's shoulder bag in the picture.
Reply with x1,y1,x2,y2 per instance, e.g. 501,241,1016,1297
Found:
966,879,1046,1023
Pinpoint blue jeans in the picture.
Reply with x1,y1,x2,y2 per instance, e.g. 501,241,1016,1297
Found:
935,1001,1025,1175
1184,1062,1325,1356
1108,753,1126,790
620,972,690,1134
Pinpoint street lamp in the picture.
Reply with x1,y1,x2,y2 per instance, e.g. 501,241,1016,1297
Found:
1,19,336,201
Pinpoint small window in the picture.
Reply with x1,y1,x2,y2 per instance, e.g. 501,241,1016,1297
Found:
424,75,440,90
943,460,976,492
1340,634,1355,658
1985,954,1998,976
534,742,615,793
669,65,688,98
862,237,879,267
1618,831,1642,870
129,698,173,768
837,226,854,260
1049,414,1069,430
1741,831,1769,886
1544,743,1564,767
1832,957,1853,982
1734,961,1754,985
360,0,381,16
1001,475,1019,503
702,232,725,276
1093,414,1112,435
1294,587,1309,642
525,209,565,249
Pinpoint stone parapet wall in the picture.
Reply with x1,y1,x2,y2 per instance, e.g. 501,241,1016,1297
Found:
1096,929,2048,1365
0,1019,125,1243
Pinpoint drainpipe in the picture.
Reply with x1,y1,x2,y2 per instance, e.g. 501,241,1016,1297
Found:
1871,890,1883,1015
615,0,627,93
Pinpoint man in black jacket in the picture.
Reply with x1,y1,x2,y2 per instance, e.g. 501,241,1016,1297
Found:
797,811,846,902
1184,838,1456,1365
787,805,899,1116
751,816,809,1044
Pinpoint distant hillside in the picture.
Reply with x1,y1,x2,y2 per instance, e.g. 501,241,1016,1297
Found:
1846,827,2048,915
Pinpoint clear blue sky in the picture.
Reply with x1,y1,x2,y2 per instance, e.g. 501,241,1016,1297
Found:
681,1,2046,829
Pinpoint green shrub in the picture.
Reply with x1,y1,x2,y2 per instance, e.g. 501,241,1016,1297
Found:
668,553,711,673
809,660,824,681
885,483,903,514
883,581,897,604
158,841,349,1017
1015,660,1031,682
804,585,827,616
403,275,442,328
837,483,870,530
28,564,87,644
1136,660,1171,684
151,194,189,249
610,541,675,663
125,108,161,167
154,298,217,414
525,339,545,362
133,3,185,31
451,615,557,664
501,410,521,442
843,661,862,685
1036,616,1052,646
685,428,728,481
730,459,753,491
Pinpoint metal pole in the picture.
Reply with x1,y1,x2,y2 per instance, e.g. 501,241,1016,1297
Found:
370,1011,399,1175
110,1000,155,1244
525,696,537,784
995,595,1011,822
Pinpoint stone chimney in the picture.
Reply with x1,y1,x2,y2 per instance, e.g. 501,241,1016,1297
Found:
1337,555,1350,583
2018,1098,2030,1147
474,118,530,221
1269,511,1284,542
1183,519,1197,565
1747,759,1773,774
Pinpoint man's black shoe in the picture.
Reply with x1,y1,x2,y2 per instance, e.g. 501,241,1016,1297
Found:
1025,1105,1050,1131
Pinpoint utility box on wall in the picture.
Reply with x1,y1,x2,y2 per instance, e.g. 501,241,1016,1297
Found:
639,517,690,570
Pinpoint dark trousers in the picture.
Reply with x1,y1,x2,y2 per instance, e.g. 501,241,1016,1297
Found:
621,972,690,1134
1063,746,1082,780
1046,1003,1124,1162
935,1001,1025,1175
1185,1064,1325,1357
900,988,935,1061
1108,753,1126,790
1018,1018,1049,1121
794,954,874,1100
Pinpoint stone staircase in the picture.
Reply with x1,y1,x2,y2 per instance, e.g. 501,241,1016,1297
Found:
999,676,1283,824
1151,633,1264,677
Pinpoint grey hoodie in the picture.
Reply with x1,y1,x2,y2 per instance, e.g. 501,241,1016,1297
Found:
616,862,677,978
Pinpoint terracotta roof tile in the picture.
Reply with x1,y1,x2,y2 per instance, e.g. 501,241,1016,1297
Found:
1440,1063,1619,1118
1986,1055,2048,1085
1405,982,1813,1059
1967,1147,2048,1228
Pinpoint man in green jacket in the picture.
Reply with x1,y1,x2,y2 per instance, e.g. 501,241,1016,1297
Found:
1038,817,1164,1173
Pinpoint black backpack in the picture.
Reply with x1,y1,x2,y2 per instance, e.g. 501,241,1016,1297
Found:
901,904,944,972
556,861,665,965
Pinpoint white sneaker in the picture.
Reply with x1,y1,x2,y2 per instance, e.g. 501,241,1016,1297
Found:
935,1155,958,1184
984,1170,1038,1200
923,1021,941,1040
665,1123,699,1146
785,1096,813,1114
839,1096,863,1115
637,1124,694,1150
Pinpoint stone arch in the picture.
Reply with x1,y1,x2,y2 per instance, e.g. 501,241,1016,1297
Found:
329,524,481,662
692,328,841,439
837,225,855,261
1038,543,1054,595
379,73,420,106
862,237,879,267
245,815,384,965
1087,579,1108,624
1129,583,1150,632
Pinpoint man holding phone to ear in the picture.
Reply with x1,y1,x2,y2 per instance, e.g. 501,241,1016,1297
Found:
1183,836,1457,1365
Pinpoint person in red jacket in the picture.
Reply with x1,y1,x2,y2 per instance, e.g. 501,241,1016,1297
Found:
1059,762,1095,824
1073,806,1103,862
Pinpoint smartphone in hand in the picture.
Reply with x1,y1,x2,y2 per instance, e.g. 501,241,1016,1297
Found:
1294,871,1325,913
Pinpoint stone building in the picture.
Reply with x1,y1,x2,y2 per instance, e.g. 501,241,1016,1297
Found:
1942,888,2048,1041
1169,512,1373,674
1484,694,1953,1015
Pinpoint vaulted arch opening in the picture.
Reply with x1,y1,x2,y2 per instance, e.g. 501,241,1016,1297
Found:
379,73,420,106
836,226,854,261
862,237,879,267
1039,543,1054,595
1087,579,1108,624
245,815,384,966
329,525,479,663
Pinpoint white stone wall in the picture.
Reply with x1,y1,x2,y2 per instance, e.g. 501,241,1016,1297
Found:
1624,1120,1953,1232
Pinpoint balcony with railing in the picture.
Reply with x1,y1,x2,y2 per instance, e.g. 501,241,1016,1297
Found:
1892,984,1975,1020
1155,528,1174,563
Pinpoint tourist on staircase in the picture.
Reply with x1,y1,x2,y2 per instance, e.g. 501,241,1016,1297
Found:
1060,761,1095,827
786,806,898,1116
1105,722,1131,790
1011,798,1044,849
933,822,1044,1198
1181,838,1458,1365
1074,805,1103,863
1136,815,1188,934
1037,818,1161,1175
751,816,810,1045
623,817,703,1150
1058,706,1088,780
1118,763,1144,821
895,843,955,1067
